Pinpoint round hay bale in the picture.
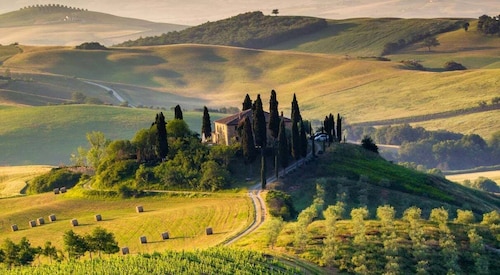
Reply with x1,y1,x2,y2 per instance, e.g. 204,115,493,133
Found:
11,224,18,232
53,188,60,194
121,247,130,255
60,186,67,193
71,219,78,227
136,206,144,213
95,214,102,221
205,227,213,235
140,236,147,244
49,214,56,222
161,232,170,240
29,220,36,228
37,217,45,225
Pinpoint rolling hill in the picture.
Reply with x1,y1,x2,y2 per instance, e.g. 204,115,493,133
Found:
0,15,499,165
0,5,188,46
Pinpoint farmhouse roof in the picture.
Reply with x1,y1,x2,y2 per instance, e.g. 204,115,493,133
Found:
214,109,291,126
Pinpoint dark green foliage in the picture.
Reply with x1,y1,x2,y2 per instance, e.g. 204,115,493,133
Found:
1,238,38,267
75,42,107,50
27,168,81,194
268,90,280,139
253,94,267,147
291,94,301,123
132,128,158,163
174,105,183,120
85,227,119,258
240,116,257,164
477,14,500,35
242,94,252,111
361,136,379,154
167,119,191,138
444,61,466,71
291,94,301,161
116,11,327,48
201,106,212,139
278,113,289,172
336,114,342,143
324,113,335,142
265,190,296,220
155,112,168,160
63,230,88,259
96,160,139,188
199,160,230,191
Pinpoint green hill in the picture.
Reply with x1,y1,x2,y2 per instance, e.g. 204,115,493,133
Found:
0,5,188,46
0,105,225,165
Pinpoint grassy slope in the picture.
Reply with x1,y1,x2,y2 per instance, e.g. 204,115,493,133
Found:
0,190,252,254
0,105,225,165
0,8,187,46
0,165,54,197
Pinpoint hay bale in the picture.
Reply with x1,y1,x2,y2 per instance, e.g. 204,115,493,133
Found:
140,236,147,244
71,219,78,227
60,186,67,193
37,217,45,225
95,214,102,221
29,220,36,228
121,247,129,255
54,188,60,194
161,232,170,240
11,224,18,232
49,214,56,222
206,227,213,235
136,206,144,213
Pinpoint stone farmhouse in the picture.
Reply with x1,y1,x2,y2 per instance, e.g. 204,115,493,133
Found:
213,109,292,146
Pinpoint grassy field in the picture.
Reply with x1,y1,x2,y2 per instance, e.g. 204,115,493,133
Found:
446,170,500,185
0,105,225,165
0,190,252,254
0,165,53,197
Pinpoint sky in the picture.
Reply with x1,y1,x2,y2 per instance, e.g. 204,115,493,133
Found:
1,0,499,25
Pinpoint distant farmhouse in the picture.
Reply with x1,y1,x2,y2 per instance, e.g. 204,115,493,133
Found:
213,109,292,146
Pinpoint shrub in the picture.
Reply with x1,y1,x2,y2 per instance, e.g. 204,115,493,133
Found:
471,177,500,193
75,42,107,50
265,190,297,221
27,168,82,194
444,61,466,71
400,60,425,70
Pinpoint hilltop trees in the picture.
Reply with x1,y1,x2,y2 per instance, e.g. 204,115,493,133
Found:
477,14,500,35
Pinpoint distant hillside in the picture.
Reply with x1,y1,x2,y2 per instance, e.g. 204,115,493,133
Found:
0,5,188,46
116,11,328,48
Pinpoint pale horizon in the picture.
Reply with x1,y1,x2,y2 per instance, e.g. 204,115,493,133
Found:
1,0,499,25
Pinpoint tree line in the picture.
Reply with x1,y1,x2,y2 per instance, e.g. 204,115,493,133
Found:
478,14,500,36
115,11,327,48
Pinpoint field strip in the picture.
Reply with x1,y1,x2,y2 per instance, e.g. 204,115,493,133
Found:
446,170,500,184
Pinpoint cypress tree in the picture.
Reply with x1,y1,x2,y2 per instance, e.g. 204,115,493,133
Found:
323,116,330,135
268,90,280,139
253,94,267,147
155,112,168,160
311,123,316,158
329,113,335,142
336,113,342,142
242,94,252,111
240,116,256,164
201,106,212,140
291,94,301,161
174,104,183,120
299,120,308,159
278,112,289,176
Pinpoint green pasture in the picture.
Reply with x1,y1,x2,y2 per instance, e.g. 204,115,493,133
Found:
0,190,252,254
0,105,225,165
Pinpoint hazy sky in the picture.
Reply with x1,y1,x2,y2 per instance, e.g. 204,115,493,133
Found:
1,0,499,25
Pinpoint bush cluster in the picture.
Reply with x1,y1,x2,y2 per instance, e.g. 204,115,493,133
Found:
27,168,82,194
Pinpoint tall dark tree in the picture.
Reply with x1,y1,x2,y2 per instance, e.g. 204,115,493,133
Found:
155,112,168,160
278,112,289,176
323,116,330,135
310,123,316,158
361,136,379,154
299,120,308,159
291,93,302,122
268,90,280,139
240,116,257,164
201,106,212,140
329,113,335,142
242,94,252,111
174,104,183,120
291,94,301,161
336,113,342,143
253,94,267,147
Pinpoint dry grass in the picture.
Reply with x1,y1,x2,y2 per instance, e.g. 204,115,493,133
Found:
446,170,500,185
0,165,53,197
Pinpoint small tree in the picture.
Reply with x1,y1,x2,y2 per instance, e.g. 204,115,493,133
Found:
272,9,279,16
361,135,378,154
85,227,119,258
63,230,88,259
174,104,183,120
422,37,440,52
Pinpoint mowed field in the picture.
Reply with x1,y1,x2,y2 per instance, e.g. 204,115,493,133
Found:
0,190,253,254
446,170,500,185
0,165,53,197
